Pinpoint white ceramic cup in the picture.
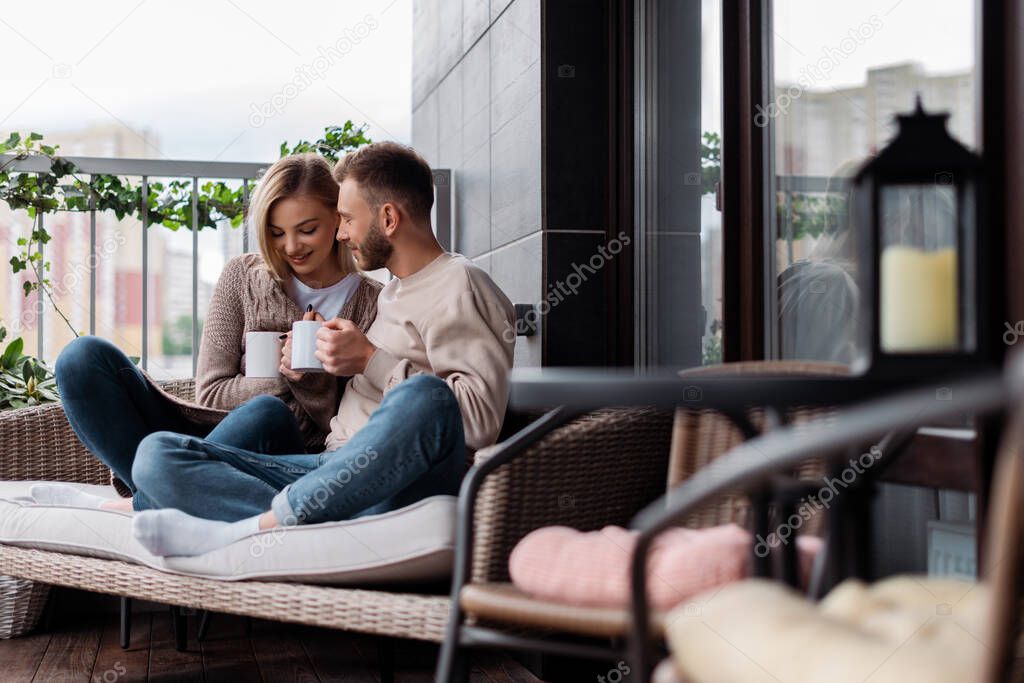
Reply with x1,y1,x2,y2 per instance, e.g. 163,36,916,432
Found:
291,320,325,372
244,331,283,378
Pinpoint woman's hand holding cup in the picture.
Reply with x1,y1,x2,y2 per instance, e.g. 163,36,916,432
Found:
280,306,324,380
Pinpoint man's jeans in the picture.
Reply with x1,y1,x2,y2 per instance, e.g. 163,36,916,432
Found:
56,336,467,523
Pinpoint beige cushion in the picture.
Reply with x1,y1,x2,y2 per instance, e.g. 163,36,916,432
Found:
0,480,456,584
664,577,990,683
652,658,686,683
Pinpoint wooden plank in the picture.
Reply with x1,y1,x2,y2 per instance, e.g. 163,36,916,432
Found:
298,625,378,683
250,618,319,683
91,612,151,683
199,613,261,683
471,651,542,683
879,431,978,492
32,614,102,683
5,606,543,682
391,638,435,682
0,627,51,682
147,610,204,682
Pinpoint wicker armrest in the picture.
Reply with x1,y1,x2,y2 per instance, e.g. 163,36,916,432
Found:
0,402,109,484
466,407,674,584
0,378,196,489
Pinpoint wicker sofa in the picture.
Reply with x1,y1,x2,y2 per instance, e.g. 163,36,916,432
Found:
0,379,675,654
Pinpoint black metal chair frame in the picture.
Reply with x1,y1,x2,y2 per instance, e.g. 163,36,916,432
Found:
626,367,1015,681
433,384,913,681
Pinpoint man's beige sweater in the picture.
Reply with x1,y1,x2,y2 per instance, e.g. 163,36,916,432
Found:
326,252,515,452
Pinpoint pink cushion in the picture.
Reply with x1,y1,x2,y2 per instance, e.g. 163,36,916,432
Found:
509,524,822,610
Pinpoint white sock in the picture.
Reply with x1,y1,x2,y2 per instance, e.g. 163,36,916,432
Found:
132,508,262,557
30,483,111,509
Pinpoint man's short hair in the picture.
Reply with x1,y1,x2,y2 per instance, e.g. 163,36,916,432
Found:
333,142,434,222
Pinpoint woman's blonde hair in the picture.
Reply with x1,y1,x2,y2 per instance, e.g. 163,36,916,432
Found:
250,153,357,281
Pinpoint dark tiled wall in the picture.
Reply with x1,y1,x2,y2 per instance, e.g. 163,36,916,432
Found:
413,0,622,367
541,0,623,367
413,0,542,367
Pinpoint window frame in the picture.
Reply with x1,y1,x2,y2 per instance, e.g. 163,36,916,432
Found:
716,0,1012,568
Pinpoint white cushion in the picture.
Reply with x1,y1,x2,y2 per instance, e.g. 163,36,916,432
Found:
0,481,456,584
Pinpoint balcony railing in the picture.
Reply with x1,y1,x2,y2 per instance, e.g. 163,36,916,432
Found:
774,174,850,265
0,154,453,374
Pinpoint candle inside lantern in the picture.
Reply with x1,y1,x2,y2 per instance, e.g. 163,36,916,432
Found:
880,246,958,351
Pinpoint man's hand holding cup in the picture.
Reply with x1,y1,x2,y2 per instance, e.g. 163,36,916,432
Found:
315,318,377,376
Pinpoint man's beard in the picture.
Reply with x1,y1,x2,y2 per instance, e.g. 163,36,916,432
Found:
356,219,393,270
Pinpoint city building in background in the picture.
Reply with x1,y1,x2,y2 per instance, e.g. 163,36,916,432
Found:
0,123,247,378
776,61,974,180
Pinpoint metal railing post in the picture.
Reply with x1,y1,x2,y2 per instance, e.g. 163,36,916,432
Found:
432,169,453,251
36,214,44,360
141,175,148,371
89,179,97,336
192,176,199,376
242,179,250,254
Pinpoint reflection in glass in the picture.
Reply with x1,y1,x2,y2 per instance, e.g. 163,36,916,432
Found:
770,0,976,364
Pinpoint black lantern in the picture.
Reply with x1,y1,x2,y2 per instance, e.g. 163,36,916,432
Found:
851,97,987,379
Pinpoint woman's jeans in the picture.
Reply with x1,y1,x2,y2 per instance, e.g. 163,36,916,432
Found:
56,336,467,523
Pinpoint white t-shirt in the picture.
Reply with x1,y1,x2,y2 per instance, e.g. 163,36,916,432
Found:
283,272,361,320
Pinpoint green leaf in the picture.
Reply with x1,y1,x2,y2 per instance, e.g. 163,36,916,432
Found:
1,337,24,369
37,387,59,402
50,158,76,177
22,281,32,295
28,132,43,141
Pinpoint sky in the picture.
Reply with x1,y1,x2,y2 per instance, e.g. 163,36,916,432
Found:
0,0,412,162
700,0,976,135
0,0,974,162
773,0,976,88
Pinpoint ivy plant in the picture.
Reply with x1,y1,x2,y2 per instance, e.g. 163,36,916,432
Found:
1,123,371,337
700,131,721,196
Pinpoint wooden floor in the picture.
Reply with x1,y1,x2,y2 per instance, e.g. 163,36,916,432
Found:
0,589,542,683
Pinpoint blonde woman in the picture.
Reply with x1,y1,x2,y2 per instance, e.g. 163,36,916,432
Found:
34,153,381,514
